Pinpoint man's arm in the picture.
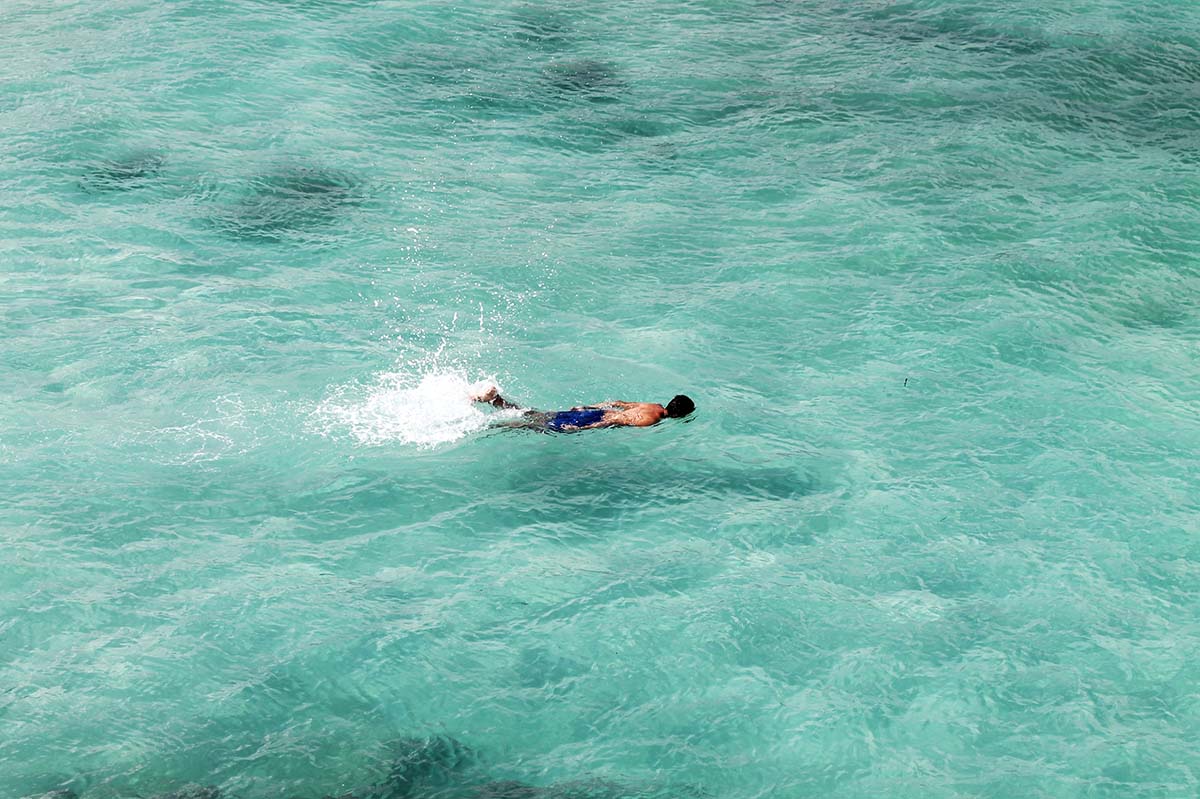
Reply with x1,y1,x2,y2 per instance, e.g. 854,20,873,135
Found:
489,394,522,410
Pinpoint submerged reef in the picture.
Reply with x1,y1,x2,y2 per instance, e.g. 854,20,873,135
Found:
28,736,687,799
151,789,223,799
80,151,166,191
544,60,624,102
474,782,542,799
375,735,474,798
509,6,576,50
213,165,361,239
316,736,475,799
369,45,479,88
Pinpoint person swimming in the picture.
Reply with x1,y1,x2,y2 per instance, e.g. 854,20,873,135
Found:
468,382,694,432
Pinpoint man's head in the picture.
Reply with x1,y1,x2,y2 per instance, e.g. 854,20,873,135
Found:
665,395,695,418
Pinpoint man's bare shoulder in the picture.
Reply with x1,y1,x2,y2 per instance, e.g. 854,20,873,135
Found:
610,403,668,427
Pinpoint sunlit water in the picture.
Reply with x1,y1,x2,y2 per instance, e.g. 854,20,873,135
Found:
3,1,1200,797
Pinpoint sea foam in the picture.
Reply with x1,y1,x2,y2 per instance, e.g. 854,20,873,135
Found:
313,369,503,448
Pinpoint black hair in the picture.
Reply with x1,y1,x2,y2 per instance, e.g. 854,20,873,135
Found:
665,395,695,418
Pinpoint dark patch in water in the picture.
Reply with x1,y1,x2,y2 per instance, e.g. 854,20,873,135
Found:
367,735,473,798
544,59,624,102
539,780,643,799
473,780,644,799
531,110,677,155
246,0,367,11
516,647,584,688
476,782,543,799
850,5,1049,57
1118,298,1191,330
461,460,821,535
718,4,1200,163
633,464,818,505
36,746,688,799
607,116,674,139
1000,41,1200,154
149,788,221,799
735,24,1200,164
855,8,1200,156
369,45,479,88
363,45,541,119
215,165,361,240
80,151,165,191
510,6,575,50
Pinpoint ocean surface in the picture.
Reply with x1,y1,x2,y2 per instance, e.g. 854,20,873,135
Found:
3,0,1200,797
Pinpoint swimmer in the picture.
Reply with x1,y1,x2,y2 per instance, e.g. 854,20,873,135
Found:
468,382,694,432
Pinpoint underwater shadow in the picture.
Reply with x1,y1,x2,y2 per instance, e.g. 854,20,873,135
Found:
508,5,577,51
539,459,821,508
843,3,1051,57
79,151,166,192
543,59,625,104
210,164,362,241
31,735,699,799
847,5,1200,157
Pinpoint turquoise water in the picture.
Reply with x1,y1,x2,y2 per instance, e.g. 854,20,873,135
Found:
3,0,1200,796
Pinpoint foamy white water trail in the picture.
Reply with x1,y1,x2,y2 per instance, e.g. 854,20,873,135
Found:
314,369,502,447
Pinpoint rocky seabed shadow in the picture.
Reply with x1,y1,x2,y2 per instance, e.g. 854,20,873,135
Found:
24,736,695,799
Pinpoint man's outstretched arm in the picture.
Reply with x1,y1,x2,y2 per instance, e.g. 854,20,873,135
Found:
488,394,521,410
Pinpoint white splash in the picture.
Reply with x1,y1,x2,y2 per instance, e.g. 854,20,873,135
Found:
314,369,501,448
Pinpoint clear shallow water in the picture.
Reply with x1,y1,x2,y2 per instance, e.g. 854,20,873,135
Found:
3,0,1200,796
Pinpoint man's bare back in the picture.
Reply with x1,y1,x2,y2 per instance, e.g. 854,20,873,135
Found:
469,383,694,432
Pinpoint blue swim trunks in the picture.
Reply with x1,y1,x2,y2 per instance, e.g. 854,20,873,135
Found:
546,408,607,431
